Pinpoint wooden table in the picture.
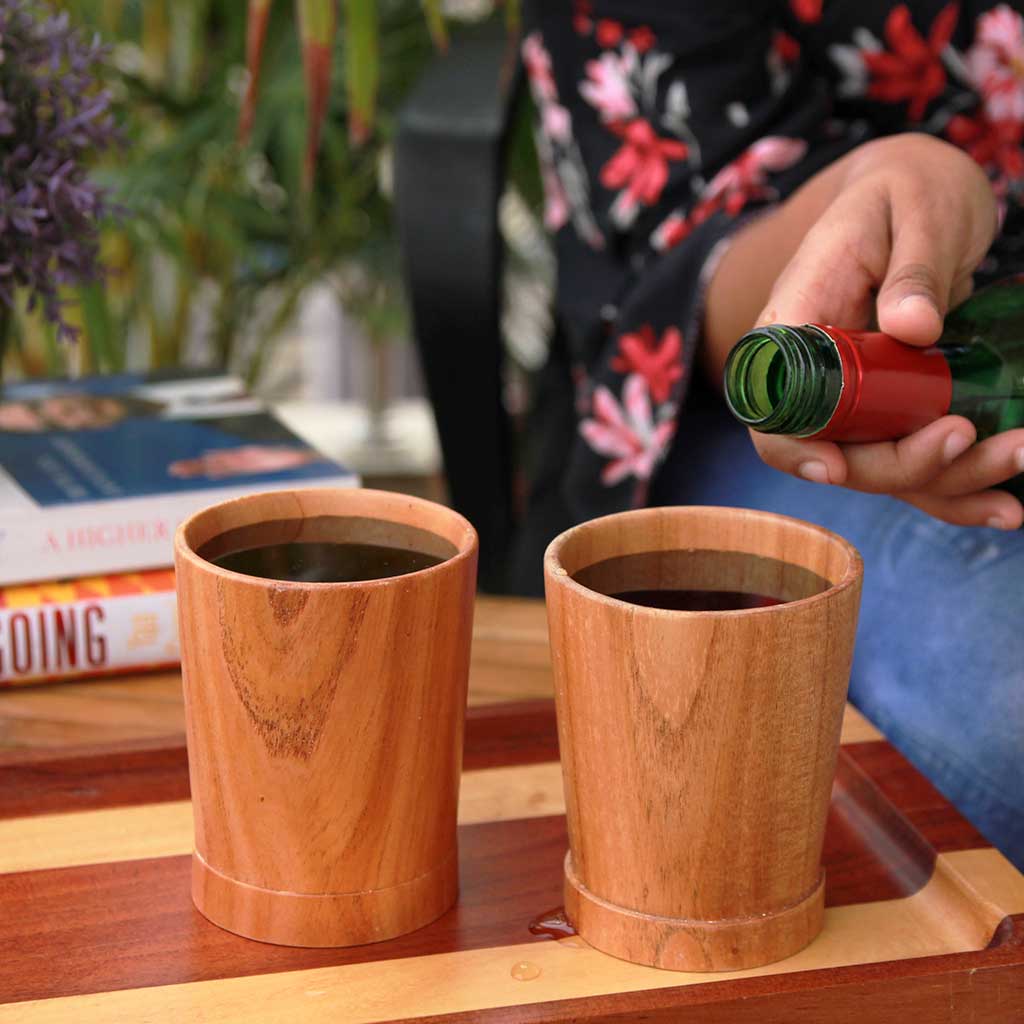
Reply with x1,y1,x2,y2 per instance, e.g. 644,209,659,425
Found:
1,598,1022,1021
0,597,555,750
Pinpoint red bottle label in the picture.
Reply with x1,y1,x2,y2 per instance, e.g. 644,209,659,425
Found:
806,327,954,442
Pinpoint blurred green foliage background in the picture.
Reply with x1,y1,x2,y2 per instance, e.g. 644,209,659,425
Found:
6,0,438,384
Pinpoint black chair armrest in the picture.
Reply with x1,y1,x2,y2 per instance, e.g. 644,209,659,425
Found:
394,19,520,593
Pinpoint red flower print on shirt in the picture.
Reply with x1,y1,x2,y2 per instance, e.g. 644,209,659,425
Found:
701,136,808,214
862,3,958,120
946,112,1024,191
580,374,676,486
774,30,801,65
651,136,806,251
629,26,656,54
596,19,624,48
573,0,592,35
790,0,822,24
671,193,720,240
611,325,684,403
601,119,688,227
651,211,692,251
966,5,1024,122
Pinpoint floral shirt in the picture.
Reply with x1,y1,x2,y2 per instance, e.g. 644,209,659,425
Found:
523,1,1024,521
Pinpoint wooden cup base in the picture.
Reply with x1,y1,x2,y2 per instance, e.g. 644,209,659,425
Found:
192,848,459,948
564,853,825,972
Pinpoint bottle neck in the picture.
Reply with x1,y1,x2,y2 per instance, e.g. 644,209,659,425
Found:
723,325,843,436
724,325,954,442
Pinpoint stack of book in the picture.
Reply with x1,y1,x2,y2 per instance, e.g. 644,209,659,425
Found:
0,370,357,686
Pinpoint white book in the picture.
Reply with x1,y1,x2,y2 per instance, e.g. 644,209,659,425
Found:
0,370,358,586
0,568,180,685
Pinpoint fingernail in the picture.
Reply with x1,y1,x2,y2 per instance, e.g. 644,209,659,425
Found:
986,516,1009,530
1015,447,1024,473
897,293,938,314
943,432,972,463
798,460,830,484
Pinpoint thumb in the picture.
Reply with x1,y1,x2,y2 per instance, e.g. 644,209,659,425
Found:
752,184,887,331
875,234,952,346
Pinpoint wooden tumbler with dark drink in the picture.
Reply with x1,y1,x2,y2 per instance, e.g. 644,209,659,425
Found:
174,488,477,947
544,506,863,971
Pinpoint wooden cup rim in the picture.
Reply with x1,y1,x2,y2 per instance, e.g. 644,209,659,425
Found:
175,487,478,591
543,505,862,618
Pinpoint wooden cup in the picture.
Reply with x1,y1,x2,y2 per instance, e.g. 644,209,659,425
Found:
174,488,477,947
544,506,862,971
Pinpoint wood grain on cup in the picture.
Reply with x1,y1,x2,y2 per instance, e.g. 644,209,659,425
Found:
174,488,478,947
544,505,862,971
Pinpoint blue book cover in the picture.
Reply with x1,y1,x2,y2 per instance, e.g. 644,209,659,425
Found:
0,370,357,584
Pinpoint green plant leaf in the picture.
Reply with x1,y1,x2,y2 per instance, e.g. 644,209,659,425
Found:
422,0,447,51
340,0,378,147
42,320,63,376
297,0,338,187
78,282,125,372
244,275,307,386
53,0,443,385
504,0,520,34
141,0,171,83
239,0,275,144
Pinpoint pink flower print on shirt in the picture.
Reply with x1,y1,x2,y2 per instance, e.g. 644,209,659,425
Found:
580,51,638,123
580,374,676,486
522,32,557,103
540,161,571,230
701,136,808,214
966,5,1024,122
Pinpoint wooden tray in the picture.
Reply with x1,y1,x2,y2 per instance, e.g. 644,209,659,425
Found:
1,700,1022,1022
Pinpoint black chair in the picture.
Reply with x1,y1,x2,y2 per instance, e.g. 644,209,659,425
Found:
394,20,525,594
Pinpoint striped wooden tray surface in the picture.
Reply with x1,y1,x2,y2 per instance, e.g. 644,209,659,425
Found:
1,700,1023,1023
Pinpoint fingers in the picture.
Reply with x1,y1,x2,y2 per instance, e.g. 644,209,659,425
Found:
901,489,1024,530
921,428,1024,497
949,273,974,310
875,264,947,344
748,431,848,486
750,417,976,494
743,135,1009,532
751,418,1024,530
875,145,996,343
838,417,976,493
874,214,956,344
754,184,889,330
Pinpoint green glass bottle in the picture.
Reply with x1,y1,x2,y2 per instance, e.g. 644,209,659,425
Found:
724,275,1024,501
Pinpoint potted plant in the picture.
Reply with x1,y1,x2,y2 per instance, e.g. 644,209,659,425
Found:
0,0,119,378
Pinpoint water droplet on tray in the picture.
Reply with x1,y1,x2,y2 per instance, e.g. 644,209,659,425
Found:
511,960,542,981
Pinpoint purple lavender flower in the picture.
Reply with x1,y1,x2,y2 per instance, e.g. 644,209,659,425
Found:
0,1,118,342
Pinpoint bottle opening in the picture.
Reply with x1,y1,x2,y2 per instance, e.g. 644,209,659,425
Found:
743,337,789,419
724,325,843,436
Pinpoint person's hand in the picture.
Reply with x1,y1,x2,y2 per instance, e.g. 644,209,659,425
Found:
748,134,1022,529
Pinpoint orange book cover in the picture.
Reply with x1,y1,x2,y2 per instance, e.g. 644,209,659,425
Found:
0,568,179,686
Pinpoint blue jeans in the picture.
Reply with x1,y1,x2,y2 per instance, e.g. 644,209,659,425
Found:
650,386,1024,869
